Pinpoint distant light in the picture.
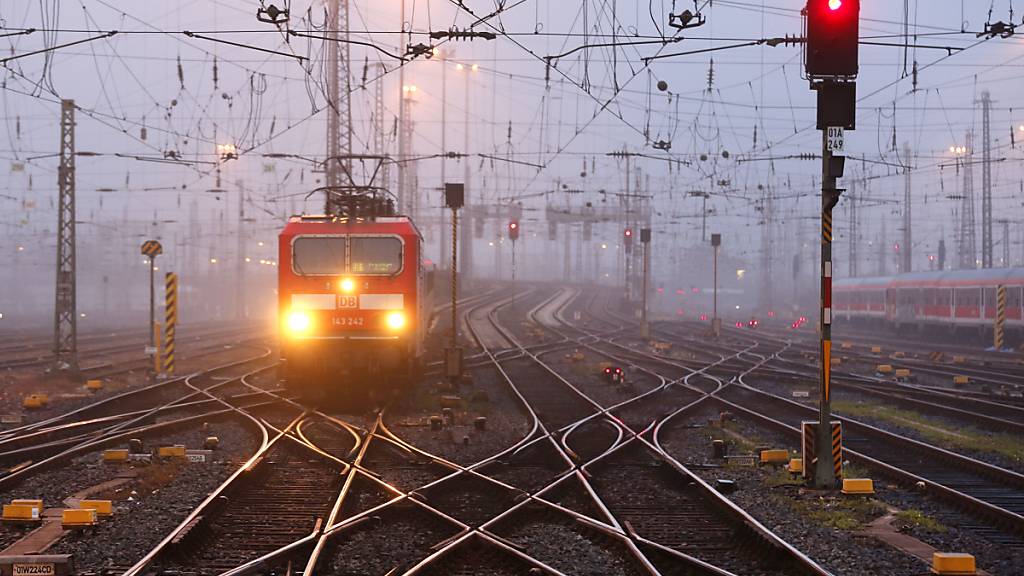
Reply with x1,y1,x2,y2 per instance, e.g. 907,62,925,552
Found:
736,269,746,280
488,242,494,247
154,266,159,271
16,246,24,252
735,305,741,310
1019,124,1024,132
828,0,842,10
472,64,479,71
0,313,4,319
245,257,251,262
456,63,464,71
257,241,264,247
210,258,218,264
601,243,607,249
80,313,86,318
432,47,439,57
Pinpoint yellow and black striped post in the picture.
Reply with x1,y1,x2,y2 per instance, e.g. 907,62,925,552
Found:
995,285,1006,351
163,272,178,376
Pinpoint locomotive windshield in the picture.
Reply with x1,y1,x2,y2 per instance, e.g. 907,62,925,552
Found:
350,237,402,274
292,237,346,275
291,235,402,275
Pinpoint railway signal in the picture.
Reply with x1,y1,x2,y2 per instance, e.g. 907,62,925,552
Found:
507,220,519,241
624,227,633,252
141,239,163,377
805,0,859,490
445,183,465,382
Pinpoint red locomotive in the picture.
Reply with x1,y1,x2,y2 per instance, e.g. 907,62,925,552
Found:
278,209,427,402
834,268,1024,339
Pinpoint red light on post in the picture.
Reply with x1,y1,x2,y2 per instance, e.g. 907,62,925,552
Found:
508,220,520,241
828,0,842,10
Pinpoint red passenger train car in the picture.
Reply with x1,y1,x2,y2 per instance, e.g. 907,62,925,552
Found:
278,213,427,401
834,268,1024,340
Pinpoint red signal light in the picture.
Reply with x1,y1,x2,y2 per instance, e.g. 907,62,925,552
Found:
508,220,520,240
624,228,633,237
805,0,859,78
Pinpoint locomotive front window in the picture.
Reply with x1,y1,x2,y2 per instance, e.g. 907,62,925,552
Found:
293,237,347,275
350,237,402,275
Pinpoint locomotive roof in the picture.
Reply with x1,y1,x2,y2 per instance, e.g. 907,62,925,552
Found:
280,214,421,237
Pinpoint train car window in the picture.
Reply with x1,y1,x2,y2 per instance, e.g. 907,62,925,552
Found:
984,288,996,309
292,237,347,275
350,237,403,275
1009,287,1023,309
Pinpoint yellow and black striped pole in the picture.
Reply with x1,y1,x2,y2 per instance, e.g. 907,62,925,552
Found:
163,272,178,376
815,128,842,489
995,285,1006,351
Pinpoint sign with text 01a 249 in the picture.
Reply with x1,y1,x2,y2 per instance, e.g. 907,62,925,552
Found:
826,127,845,153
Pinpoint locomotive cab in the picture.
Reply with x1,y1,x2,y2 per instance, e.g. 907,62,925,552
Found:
278,214,425,403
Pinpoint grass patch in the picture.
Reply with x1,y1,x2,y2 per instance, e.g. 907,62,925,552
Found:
765,466,804,488
894,509,947,533
833,400,1024,464
790,495,889,531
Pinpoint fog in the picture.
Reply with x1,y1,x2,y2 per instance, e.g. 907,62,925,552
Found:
2,1,1021,333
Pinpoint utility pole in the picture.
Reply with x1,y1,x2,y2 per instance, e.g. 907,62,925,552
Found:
981,91,994,268
235,182,246,320
325,0,353,213
53,99,79,375
960,131,977,269
848,178,858,277
396,0,407,212
374,62,390,193
399,85,417,219
903,143,912,273
460,62,474,281
759,185,775,312
440,49,450,269
1001,220,1010,267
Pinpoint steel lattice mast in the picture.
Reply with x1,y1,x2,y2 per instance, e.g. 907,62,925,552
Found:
325,0,352,214
54,99,79,374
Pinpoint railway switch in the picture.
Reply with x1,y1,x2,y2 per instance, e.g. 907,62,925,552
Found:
2,504,40,523
760,449,789,465
79,500,112,516
788,459,803,474
61,508,97,528
157,445,186,458
102,449,129,463
931,552,976,575
22,394,48,409
840,478,874,495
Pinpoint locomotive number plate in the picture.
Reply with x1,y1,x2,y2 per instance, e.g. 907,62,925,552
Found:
337,296,358,309
332,316,365,327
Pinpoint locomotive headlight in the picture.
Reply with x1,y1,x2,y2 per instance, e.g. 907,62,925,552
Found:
286,310,312,334
385,311,406,331
339,278,355,293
